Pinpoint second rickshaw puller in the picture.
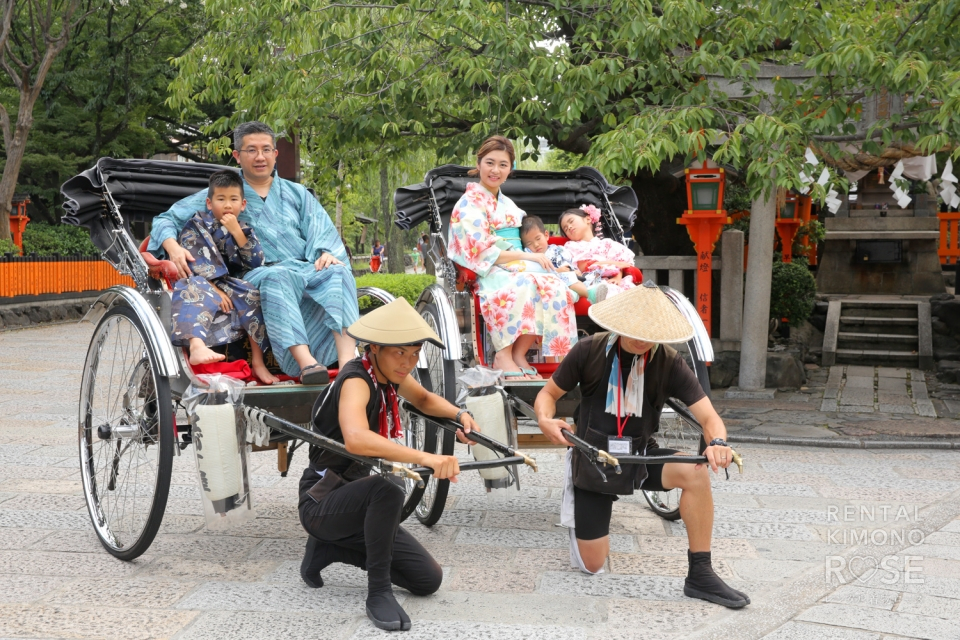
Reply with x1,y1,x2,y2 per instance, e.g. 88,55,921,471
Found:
298,297,479,631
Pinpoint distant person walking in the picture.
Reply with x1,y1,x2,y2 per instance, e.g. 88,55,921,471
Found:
370,240,384,273
417,233,430,274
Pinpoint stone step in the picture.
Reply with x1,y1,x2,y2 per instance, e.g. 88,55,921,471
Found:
838,318,918,336
840,316,917,324
835,348,919,367
837,331,918,342
840,305,918,319
837,333,919,351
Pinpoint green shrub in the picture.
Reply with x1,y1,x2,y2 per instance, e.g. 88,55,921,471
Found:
0,238,20,256
770,261,816,325
21,223,99,257
355,273,436,309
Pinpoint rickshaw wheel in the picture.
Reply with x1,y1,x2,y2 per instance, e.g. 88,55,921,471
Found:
79,305,174,560
410,302,456,526
642,406,705,521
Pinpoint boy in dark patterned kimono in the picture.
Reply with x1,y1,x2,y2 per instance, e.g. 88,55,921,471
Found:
170,170,279,384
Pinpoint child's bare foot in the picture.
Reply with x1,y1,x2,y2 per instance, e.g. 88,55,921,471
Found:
252,361,280,385
188,342,226,366
493,351,527,379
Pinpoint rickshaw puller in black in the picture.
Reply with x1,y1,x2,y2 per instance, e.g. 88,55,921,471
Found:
535,282,750,609
298,298,479,631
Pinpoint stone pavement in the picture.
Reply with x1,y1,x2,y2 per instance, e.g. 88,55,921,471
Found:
714,365,960,441
2,323,960,639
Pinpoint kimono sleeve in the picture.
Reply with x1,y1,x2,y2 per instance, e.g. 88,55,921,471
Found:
296,185,348,263
238,226,266,271
147,189,209,256
180,218,229,281
602,239,635,262
447,197,500,277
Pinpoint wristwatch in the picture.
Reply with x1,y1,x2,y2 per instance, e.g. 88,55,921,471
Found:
708,438,728,447
455,409,474,425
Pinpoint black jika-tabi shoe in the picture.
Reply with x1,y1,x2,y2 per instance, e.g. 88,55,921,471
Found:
300,537,366,588
683,550,749,609
366,588,411,631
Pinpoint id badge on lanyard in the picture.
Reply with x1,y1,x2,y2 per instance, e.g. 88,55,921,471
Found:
609,346,641,457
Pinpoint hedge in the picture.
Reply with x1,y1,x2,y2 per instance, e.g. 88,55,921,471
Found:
0,238,18,256
769,261,817,325
21,223,99,257
355,273,436,309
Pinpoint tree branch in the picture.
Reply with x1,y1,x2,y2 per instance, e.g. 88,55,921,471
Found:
894,2,933,48
812,121,921,142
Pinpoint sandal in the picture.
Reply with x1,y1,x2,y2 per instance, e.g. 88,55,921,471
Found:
499,370,527,383
300,363,330,385
521,367,542,380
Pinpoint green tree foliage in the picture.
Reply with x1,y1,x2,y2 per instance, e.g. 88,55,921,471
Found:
168,0,960,209
770,260,816,325
355,273,436,309
0,237,18,255
2,0,218,224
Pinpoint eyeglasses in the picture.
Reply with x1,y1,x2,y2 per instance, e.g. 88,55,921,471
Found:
238,147,275,157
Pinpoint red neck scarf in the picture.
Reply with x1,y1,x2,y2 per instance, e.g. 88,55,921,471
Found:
362,353,402,439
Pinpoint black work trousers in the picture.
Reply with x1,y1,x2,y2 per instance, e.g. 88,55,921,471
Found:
298,472,443,596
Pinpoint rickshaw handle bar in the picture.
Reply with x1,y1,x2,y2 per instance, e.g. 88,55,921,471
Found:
400,401,539,473
409,457,528,479
245,406,426,488
560,428,623,476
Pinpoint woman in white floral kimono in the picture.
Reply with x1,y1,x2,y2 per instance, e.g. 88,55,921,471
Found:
447,136,578,380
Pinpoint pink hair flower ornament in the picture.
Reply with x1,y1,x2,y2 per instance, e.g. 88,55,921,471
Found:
579,204,602,224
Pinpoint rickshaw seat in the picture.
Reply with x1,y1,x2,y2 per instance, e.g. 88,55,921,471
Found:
138,237,180,284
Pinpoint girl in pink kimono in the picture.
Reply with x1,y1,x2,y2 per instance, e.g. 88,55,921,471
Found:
447,136,578,379
560,205,637,293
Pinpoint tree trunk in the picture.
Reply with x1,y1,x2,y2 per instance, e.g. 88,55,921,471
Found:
0,93,41,241
738,179,778,390
379,165,404,274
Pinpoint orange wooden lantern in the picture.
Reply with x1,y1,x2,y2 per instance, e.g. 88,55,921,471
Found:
775,192,803,263
677,161,729,336
9,195,30,252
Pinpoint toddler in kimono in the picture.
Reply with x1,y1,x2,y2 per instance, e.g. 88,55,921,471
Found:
559,204,637,292
170,170,279,384
520,215,609,304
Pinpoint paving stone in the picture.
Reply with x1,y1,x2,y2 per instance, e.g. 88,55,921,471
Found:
796,602,959,639
46,578,196,608
176,581,372,613
897,591,960,620
916,399,939,417
199,517,303,539
0,604,197,640
448,566,541,593
877,404,915,414
148,534,263,559
877,391,911,404
729,558,815,580
710,482,819,497
751,425,840,438
635,535,757,557
912,380,930,400
428,543,515,569
455,527,634,552
176,611,358,640
669,521,817,541
511,548,578,572
877,378,908,393
924,531,960,547
0,550,143,577
843,377,875,390
454,495,561,514
346,620,588,640
827,366,845,385
877,367,909,379
30,529,106,553
0,527,51,550
139,555,278,582
760,621,881,639
845,366,875,377
819,399,838,412
822,585,899,610
608,553,734,578
839,389,875,405
0,494,86,511
403,591,604,625
0,575,62,603
482,511,559,532
537,571,687,600
606,598,719,632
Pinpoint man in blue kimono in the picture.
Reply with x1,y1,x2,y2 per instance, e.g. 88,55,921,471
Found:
149,122,359,384
170,170,278,385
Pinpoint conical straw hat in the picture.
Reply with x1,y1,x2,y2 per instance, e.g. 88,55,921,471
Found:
346,297,443,347
587,281,694,344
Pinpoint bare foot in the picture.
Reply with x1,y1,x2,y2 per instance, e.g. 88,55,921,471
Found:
252,362,280,385
493,352,527,378
189,343,226,366
511,354,541,379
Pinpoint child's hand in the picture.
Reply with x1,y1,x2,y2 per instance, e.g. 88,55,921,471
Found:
220,213,241,234
214,287,234,313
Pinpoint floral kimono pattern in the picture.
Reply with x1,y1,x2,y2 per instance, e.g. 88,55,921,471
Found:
565,237,637,291
171,209,269,352
448,182,577,357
